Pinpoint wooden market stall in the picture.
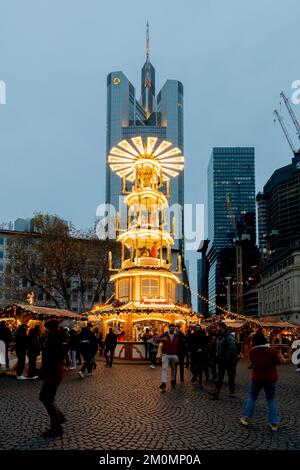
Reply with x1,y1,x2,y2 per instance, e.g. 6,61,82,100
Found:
0,303,85,330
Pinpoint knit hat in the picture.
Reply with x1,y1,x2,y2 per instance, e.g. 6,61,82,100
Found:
44,319,59,333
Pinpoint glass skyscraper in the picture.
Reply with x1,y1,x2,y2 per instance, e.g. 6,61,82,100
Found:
105,29,184,252
105,26,189,304
206,147,256,315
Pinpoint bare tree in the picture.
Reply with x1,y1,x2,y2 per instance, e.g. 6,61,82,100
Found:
5,213,121,311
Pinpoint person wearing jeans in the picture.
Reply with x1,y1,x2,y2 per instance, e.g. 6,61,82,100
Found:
240,330,281,431
157,324,179,391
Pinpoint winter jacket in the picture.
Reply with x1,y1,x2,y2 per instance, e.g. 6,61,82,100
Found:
189,331,208,354
79,328,98,354
216,332,238,364
176,331,186,355
159,332,179,355
69,331,80,351
15,329,28,354
40,333,65,381
250,345,280,383
105,332,118,350
27,331,41,357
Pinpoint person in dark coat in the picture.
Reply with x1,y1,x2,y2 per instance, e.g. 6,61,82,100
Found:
68,329,79,369
15,324,28,380
27,325,41,379
0,320,12,369
39,320,65,437
175,324,186,382
207,331,217,381
142,328,152,360
78,323,97,378
184,328,192,369
189,325,209,385
104,328,118,367
240,331,281,431
209,322,239,399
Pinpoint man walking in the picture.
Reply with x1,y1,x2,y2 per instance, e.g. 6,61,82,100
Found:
15,324,28,380
104,327,118,367
190,324,209,386
78,323,97,378
39,320,65,437
158,324,179,392
176,324,186,382
209,322,239,399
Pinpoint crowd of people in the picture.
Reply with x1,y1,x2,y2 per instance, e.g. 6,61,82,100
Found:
0,318,299,437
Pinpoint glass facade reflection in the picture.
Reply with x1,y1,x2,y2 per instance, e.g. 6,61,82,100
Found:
207,148,256,315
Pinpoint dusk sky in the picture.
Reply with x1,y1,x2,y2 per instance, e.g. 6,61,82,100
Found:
1,0,300,295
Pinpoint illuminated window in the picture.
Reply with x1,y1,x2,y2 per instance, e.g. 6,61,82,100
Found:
166,280,175,301
119,279,129,301
141,278,159,297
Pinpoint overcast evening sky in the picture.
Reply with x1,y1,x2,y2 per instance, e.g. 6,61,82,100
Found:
1,0,300,300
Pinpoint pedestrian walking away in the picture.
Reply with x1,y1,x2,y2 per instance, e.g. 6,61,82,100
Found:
157,324,179,392
104,328,117,367
78,323,97,379
240,330,282,432
148,330,159,368
27,325,41,379
208,322,239,399
175,324,186,382
68,329,80,369
15,324,28,380
142,328,152,360
39,320,66,437
190,325,209,386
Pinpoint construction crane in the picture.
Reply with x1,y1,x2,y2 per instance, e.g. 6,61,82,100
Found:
225,193,243,314
273,109,296,154
280,91,300,140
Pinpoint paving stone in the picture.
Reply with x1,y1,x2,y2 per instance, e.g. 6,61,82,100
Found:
0,359,299,450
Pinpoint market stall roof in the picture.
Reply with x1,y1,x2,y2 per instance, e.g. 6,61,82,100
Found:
0,303,85,321
257,317,297,329
201,319,246,329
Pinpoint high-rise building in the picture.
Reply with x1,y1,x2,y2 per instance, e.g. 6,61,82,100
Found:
105,25,189,304
105,24,184,250
257,152,300,324
257,153,300,255
205,147,256,315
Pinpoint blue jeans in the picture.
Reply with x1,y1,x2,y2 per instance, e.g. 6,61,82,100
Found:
243,381,280,424
71,350,77,368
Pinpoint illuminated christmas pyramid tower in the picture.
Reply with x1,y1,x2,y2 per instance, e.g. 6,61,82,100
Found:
91,136,197,359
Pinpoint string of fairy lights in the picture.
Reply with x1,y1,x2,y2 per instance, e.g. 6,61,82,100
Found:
178,280,262,326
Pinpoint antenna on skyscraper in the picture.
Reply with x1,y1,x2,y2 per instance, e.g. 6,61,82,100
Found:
146,21,150,64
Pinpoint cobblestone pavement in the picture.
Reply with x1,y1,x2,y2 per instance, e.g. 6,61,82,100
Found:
0,359,299,450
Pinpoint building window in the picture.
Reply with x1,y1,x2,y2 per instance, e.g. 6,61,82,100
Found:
119,279,129,301
141,278,159,298
0,238,4,245
166,280,175,302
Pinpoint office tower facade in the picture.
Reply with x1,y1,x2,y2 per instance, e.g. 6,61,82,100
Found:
257,153,300,324
105,26,188,304
257,153,300,255
206,148,256,315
